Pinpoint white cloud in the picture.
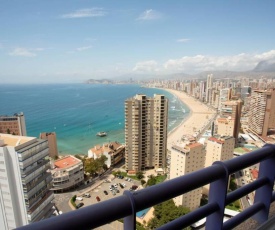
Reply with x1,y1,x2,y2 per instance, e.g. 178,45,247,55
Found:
61,8,107,19
137,9,161,21
133,60,159,72
76,46,93,51
9,48,36,57
163,50,275,73
177,38,190,43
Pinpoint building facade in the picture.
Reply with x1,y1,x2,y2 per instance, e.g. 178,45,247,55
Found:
51,156,84,192
248,89,275,137
0,134,54,229
88,142,125,168
0,113,27,136
169,142,205,210
125,94,168,172
39,132,58,158
204,135,235,194
218,100,242,145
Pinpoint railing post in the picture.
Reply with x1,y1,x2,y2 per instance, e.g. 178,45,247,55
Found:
123,190,136,230
206,162,228,230
253,144,275,223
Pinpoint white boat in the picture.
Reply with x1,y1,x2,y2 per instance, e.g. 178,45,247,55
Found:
171,106,175,110
96,132,107,137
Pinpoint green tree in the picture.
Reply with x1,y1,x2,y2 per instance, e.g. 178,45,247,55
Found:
136,171,145,179
140,179,146,186
147,199,190,229
146,175,157,187
84,155,108,175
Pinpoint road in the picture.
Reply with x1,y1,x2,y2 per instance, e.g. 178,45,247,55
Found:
54,171,141,213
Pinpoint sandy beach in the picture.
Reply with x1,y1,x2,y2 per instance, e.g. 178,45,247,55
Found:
165,89,217,149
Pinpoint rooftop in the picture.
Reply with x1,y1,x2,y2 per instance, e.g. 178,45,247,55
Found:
0,134,34,147
54,156,81,169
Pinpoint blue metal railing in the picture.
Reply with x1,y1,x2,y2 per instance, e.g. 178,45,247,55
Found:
17,144,275,230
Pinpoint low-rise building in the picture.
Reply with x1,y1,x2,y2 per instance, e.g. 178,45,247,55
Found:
51,156,84,192
88,142,125,168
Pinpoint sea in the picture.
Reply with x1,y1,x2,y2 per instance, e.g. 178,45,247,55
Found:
0,84,190,155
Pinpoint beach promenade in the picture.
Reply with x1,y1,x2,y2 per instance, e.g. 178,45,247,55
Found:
165,89,217,149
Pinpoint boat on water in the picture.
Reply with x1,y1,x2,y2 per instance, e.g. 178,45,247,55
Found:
96,132,107,137
171,106,176,110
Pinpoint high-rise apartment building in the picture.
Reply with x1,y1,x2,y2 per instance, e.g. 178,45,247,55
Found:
218,100,242,145
0,134,54,229
218,88,231,111
0,113,27,136
206,74,213,103
170,142,205,210
39,132,58,158
248,89,275,137
204,135,235,194
125,94,168,171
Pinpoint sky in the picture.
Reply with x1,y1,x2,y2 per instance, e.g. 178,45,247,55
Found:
0,0,275,83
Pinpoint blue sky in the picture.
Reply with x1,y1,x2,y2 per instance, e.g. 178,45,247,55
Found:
0,0,275,83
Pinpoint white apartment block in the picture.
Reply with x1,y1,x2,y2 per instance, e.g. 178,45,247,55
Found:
204,135,235,194
51,155,84,192
170,142,205,211
0,134,54,229
125,94,168,171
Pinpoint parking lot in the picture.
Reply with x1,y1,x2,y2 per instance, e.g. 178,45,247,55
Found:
75,177,141,208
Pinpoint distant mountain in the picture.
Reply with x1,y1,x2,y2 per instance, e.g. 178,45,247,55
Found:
85,79,114,84
253,60,275,72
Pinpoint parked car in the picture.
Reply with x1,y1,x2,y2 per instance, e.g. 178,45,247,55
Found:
132,185,138,190
122,183,126,188
76,197,83,201
96,196,101,202
114,183,118,188
83,193,90,198
119,183,124,188
76,202,84,209
104,190,108,195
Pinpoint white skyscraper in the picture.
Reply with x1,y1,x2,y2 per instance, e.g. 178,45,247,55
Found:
206,74,213,103
0,134,54,229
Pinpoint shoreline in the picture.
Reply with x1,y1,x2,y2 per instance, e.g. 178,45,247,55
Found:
162,88,217,148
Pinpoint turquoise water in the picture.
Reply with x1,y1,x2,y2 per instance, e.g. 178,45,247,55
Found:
0,84,189,155
136,207,151,218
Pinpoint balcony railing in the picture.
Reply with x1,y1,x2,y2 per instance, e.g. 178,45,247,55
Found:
17,144,275,230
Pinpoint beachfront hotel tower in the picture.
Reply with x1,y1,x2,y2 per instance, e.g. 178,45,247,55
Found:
170,142,205,210
248,89,275,137
0,134,54,229
0,112,27,136
125,94,168,172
